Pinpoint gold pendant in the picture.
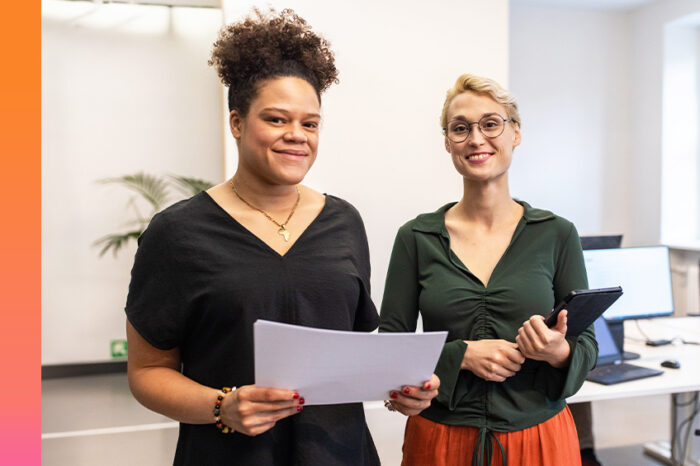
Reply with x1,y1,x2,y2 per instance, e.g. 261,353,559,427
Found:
278,227,290,242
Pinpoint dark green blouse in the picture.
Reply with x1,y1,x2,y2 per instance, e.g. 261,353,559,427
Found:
379,200,598,434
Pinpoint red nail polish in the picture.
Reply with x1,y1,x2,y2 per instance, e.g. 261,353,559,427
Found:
297,406,303,412
292,393,299,399
299,397,305,405
425,383,431,389
403,387,410,394
390,391,398,399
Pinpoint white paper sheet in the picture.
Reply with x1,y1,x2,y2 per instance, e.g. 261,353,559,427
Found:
254,320,448,405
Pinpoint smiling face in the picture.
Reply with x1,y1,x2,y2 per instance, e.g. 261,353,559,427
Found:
231,76,321,187
444,91,521,184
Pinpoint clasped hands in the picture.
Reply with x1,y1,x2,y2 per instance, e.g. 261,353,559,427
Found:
462,310,571,382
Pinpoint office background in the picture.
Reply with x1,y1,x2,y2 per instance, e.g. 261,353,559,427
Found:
42,0,700,463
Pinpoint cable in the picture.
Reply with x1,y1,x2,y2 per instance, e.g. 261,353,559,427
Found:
679,404,699,463
635,320,651,341
673,397,697,408
672,393,699,464
633,321,699,346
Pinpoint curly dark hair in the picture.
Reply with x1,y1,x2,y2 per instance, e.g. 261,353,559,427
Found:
209,8,339,115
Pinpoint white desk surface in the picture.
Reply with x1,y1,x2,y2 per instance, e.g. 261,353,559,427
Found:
568,316,700,403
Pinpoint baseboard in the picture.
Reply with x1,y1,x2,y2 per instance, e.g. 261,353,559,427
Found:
42,361,127,379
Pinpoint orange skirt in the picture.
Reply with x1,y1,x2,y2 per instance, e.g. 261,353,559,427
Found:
401,406,581,466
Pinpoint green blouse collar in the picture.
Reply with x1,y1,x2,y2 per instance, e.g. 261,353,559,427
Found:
411,199,555,235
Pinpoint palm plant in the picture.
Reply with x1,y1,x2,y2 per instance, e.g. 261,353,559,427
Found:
94,172,214,257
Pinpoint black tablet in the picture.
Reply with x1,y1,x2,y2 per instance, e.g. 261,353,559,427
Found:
544,287,623,336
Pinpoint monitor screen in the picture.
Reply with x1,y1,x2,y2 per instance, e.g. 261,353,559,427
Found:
583,246,674,321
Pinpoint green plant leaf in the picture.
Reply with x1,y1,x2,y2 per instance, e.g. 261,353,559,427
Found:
93,231,142,257
169,175,215,197
94,172,213,259
99,172,170,211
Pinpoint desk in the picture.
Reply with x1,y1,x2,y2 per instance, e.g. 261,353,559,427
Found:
569,317,700,403
568,316,700,465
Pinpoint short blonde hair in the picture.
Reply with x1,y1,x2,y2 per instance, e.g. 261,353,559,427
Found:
440,73,521,130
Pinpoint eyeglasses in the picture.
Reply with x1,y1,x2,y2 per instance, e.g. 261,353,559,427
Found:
443,114,513,143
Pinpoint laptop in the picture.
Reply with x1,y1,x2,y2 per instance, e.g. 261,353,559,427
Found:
586,317,663,385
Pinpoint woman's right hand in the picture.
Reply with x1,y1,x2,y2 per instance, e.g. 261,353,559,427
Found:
220,385,303,436
461,339,525,382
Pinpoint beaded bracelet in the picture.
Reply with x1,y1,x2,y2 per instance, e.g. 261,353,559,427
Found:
214,386,236,434
384,399,397,412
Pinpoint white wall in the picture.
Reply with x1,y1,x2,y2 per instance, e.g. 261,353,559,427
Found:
41,2,224,364
628,0,700,246
511,0,700,248
510,4,632,238
661,22,698,244
221,0,510,308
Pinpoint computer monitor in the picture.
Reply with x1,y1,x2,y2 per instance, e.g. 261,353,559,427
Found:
583,246,674,359
580,234,623,250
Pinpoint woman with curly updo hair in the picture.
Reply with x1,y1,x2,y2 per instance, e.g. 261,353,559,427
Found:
124,8,438,465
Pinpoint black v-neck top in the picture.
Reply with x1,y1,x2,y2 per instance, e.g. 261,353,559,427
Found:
125,192,380,466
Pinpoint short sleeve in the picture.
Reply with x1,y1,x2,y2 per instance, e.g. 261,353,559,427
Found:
124,212,188,350
348,206,379,332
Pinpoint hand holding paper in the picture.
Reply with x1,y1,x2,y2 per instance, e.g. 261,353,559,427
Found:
387,373,441,416
254,320,447,406
220,385,303,436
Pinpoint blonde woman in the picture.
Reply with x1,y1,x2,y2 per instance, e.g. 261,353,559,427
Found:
379,74,597,466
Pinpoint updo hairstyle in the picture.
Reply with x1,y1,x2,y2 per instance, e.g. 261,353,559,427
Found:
209,8,339,116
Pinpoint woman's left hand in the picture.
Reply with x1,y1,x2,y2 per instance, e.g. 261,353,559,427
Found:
387,374,440,416
515,310,571,368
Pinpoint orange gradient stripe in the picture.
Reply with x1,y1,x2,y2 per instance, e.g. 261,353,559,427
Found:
0,2,41,465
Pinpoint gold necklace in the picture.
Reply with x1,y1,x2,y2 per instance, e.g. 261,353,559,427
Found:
230,180,301,242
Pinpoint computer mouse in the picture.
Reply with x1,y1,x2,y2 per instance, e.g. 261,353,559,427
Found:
661,359,681,369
